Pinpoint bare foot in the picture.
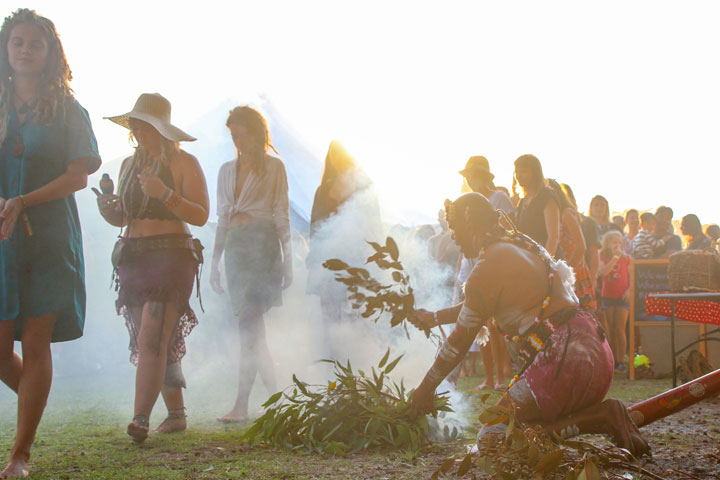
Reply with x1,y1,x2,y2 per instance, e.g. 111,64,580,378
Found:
475,381,493,391
152,416,187,434
602,400,651,457
216,410,248,424
0,458,29,478
127,420,149,443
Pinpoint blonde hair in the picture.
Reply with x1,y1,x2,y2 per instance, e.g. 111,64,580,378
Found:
600,230,623,260
0,8,73,144
117,134,179,220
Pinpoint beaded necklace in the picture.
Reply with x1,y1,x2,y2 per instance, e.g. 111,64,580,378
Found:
480,229,563,388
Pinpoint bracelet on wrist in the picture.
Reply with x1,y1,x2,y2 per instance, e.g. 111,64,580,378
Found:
161,187,173,203
163,190,182,209
433,311,439,327
18,194,28,210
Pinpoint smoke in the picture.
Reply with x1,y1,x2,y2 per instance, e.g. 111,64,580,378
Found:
1,157,475,436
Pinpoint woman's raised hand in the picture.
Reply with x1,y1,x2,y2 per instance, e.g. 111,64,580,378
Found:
136,173,168,199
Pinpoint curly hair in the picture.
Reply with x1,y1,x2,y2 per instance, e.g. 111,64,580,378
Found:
0,8,73,144
226,105,278,175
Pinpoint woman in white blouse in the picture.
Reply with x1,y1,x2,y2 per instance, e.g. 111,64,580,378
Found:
210,106,292,422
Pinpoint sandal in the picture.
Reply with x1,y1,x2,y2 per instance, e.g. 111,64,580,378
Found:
127,414,149,443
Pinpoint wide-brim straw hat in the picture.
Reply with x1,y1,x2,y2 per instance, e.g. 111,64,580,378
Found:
459,155,494,180
105,93,196,142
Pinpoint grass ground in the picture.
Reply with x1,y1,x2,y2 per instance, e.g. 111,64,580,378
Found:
0,368,717,479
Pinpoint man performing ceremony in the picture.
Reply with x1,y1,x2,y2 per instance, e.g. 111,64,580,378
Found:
410,193,650,456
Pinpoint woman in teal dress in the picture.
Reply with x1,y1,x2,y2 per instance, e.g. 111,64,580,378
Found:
0,9,100,478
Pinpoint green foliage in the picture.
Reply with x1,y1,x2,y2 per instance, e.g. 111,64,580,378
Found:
242,349,458,455
323,236,434,340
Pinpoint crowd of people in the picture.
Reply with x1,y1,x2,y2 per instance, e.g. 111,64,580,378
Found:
420,154,718,383
1,7,717,478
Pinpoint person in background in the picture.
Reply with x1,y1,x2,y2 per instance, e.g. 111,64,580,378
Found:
652,206,681,258
430,204,462,307
631,213,671,259
706,224,719,244
588,195,622,337
612,215,626,232
514,154,560,256
598,231,630,372
306,140,382,360
563,184,601,289
100,93,208,442
624,209,640,255
458,156,513,389
589,195,623,237
547,180,596,311
0,9,101,476
680,214,712,251
211,106,292,423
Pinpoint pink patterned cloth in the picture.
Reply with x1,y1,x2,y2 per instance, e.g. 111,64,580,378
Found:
522,309,614,422
646,293,720,326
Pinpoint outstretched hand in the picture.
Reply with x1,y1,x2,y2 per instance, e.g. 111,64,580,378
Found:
408,308,436,332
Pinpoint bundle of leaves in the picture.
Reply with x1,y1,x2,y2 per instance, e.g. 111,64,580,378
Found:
323,236,433,339
242,349,458,455
432,395,665,480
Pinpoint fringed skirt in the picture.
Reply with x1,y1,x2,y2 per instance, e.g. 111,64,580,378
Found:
116,234,199,366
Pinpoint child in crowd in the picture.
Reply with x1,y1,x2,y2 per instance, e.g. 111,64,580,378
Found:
631,213,670,259
598,231,630,372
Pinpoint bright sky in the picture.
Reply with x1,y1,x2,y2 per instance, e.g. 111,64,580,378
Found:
22,0,720,225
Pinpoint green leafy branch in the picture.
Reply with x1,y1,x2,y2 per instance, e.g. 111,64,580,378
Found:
323,236,435,340
242,349,458,456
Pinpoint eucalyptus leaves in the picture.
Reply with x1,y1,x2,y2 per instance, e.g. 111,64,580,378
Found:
434,395,660,480
242,349,457,455
323,236,433,339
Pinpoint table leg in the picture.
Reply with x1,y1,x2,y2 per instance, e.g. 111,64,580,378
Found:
671,300,676,388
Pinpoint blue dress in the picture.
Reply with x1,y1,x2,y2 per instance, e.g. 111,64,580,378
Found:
0,97,101,342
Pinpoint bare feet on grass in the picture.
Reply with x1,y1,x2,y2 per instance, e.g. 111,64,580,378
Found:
127,417,149,443
152,416,187,434
0,457,29,479
216,410,248,424
475,380,494,391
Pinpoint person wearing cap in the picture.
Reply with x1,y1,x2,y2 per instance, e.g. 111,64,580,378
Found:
0,9,102,477
97,93,209,443
410,193,649,457
457,156,513,390
210,106,292,423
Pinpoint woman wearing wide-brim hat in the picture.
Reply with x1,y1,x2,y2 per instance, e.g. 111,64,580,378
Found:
97,92,209,443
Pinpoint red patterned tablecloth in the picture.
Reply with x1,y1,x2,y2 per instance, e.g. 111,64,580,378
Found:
645,292,720,326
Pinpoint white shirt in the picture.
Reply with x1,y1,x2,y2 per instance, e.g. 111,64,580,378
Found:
216,155,290,235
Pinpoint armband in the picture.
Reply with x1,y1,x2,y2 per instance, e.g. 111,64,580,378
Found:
437,339,461,362
457,304,484,329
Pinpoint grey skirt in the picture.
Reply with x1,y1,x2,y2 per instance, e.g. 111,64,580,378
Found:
225,221,283,315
